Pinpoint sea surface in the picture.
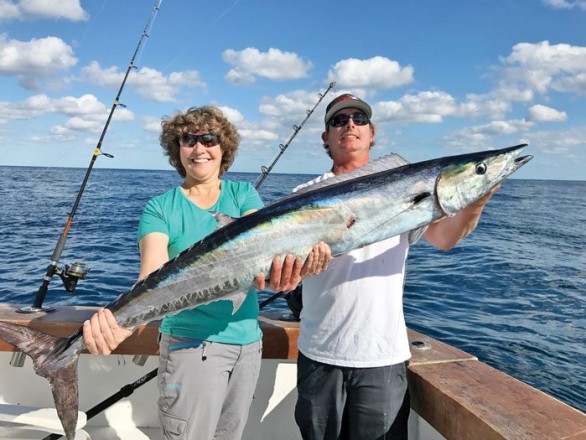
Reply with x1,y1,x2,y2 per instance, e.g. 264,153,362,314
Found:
0,165,584,413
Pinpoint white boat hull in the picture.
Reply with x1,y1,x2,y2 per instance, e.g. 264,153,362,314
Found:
0,353,441,440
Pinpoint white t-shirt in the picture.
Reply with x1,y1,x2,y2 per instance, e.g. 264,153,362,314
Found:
294,173,412,368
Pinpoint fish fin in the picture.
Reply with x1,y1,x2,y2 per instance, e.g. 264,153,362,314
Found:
210,211,238,227
290,153,410,197
49,360,80,440
229,290,249,315
0,322,80,440
408,226,427,244
358,186,434,245
407,192,431,244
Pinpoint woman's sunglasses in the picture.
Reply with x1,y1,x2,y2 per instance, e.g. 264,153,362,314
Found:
180,133,219,147
329,112,370,128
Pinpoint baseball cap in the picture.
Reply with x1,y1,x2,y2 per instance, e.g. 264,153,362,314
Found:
324,93,372,125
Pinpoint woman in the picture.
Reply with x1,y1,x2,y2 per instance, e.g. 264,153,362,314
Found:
83,105,330,440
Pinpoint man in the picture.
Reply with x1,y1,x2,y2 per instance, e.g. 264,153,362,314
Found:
293,93,498,439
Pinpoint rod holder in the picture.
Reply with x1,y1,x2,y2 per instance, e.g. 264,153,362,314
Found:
132,354,149,366
16,305,55,313
9,352,26,367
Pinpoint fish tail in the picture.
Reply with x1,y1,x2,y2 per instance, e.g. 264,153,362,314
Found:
0,321,81,440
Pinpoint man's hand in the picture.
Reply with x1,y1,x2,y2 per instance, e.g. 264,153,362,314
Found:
83,308,134,355
255,242,332,291
425,184,501,250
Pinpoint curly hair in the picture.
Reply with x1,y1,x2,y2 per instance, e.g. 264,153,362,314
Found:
159,106,240,177
322,122,377,158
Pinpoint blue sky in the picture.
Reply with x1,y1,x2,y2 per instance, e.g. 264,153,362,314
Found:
0,0,585,180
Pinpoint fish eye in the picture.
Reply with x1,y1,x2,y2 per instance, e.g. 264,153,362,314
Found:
475,162,487,175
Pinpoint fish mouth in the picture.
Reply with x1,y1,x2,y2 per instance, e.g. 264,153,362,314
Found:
506,151,533,176
498,144,532,176
515,154,533,167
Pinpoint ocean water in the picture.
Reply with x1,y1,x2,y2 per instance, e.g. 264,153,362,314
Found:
0,166,584,413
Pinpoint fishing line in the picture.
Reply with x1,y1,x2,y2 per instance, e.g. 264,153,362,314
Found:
210,0,243,28
77,0,110,46
159,0,245,72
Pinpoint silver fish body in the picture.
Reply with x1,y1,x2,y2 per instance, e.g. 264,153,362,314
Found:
111,144,532,329
0,144,532,439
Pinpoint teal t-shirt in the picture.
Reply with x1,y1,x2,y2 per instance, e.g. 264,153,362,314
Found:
137,180,264,344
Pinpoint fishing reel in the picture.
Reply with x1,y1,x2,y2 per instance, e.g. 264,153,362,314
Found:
55,262,90,293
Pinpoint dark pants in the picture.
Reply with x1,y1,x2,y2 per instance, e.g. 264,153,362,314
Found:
295,352,410,440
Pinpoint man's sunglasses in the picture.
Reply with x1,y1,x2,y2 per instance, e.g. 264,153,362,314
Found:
180,133,219,147
329,112,370,128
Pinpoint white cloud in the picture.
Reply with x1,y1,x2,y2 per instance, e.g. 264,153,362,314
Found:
0,1,19,19
498,41,586,97
0,94,47,120
541,0,586,10
217,106,245,125
53,94,107,115
476,119,535,135
552,72,586,94
79,61,206,103
504,41,586,73
259,90,320,119
401,91,457,117
459,94,511,119
374,91,457,123
134,68,205,103
527,104,567,122
224,69,255,84
143,116,161,134
0,93,133,138
0,35,77,89
79,61,120,86
327,56,414,90
444,119,536,152
239,128,279,142
525,126,586,155
223,47,312,84
0,0,88,20
50,105,133,137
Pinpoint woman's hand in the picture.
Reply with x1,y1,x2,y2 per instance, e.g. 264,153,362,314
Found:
83,308,134,355
254,242,332,292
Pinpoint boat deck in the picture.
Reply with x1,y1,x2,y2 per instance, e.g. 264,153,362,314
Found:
0,304,585,439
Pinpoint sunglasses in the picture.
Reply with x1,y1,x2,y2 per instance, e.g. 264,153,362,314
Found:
180,133,219,147
328,112,370,128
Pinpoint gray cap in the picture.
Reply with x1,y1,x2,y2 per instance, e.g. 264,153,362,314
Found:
324,93,372,125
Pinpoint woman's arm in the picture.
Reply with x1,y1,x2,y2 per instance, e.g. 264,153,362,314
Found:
83,232,169,355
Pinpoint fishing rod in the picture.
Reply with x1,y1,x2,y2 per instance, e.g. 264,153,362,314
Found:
255,82,336,314
253,81,336,189
18,0,164,314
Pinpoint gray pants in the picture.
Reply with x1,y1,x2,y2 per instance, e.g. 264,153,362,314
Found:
158,334,262,440
295,352,410,440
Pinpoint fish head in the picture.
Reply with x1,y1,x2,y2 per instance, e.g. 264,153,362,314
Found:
436,144,533,215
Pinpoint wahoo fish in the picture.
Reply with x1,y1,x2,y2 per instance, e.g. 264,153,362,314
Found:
0,144,532,439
